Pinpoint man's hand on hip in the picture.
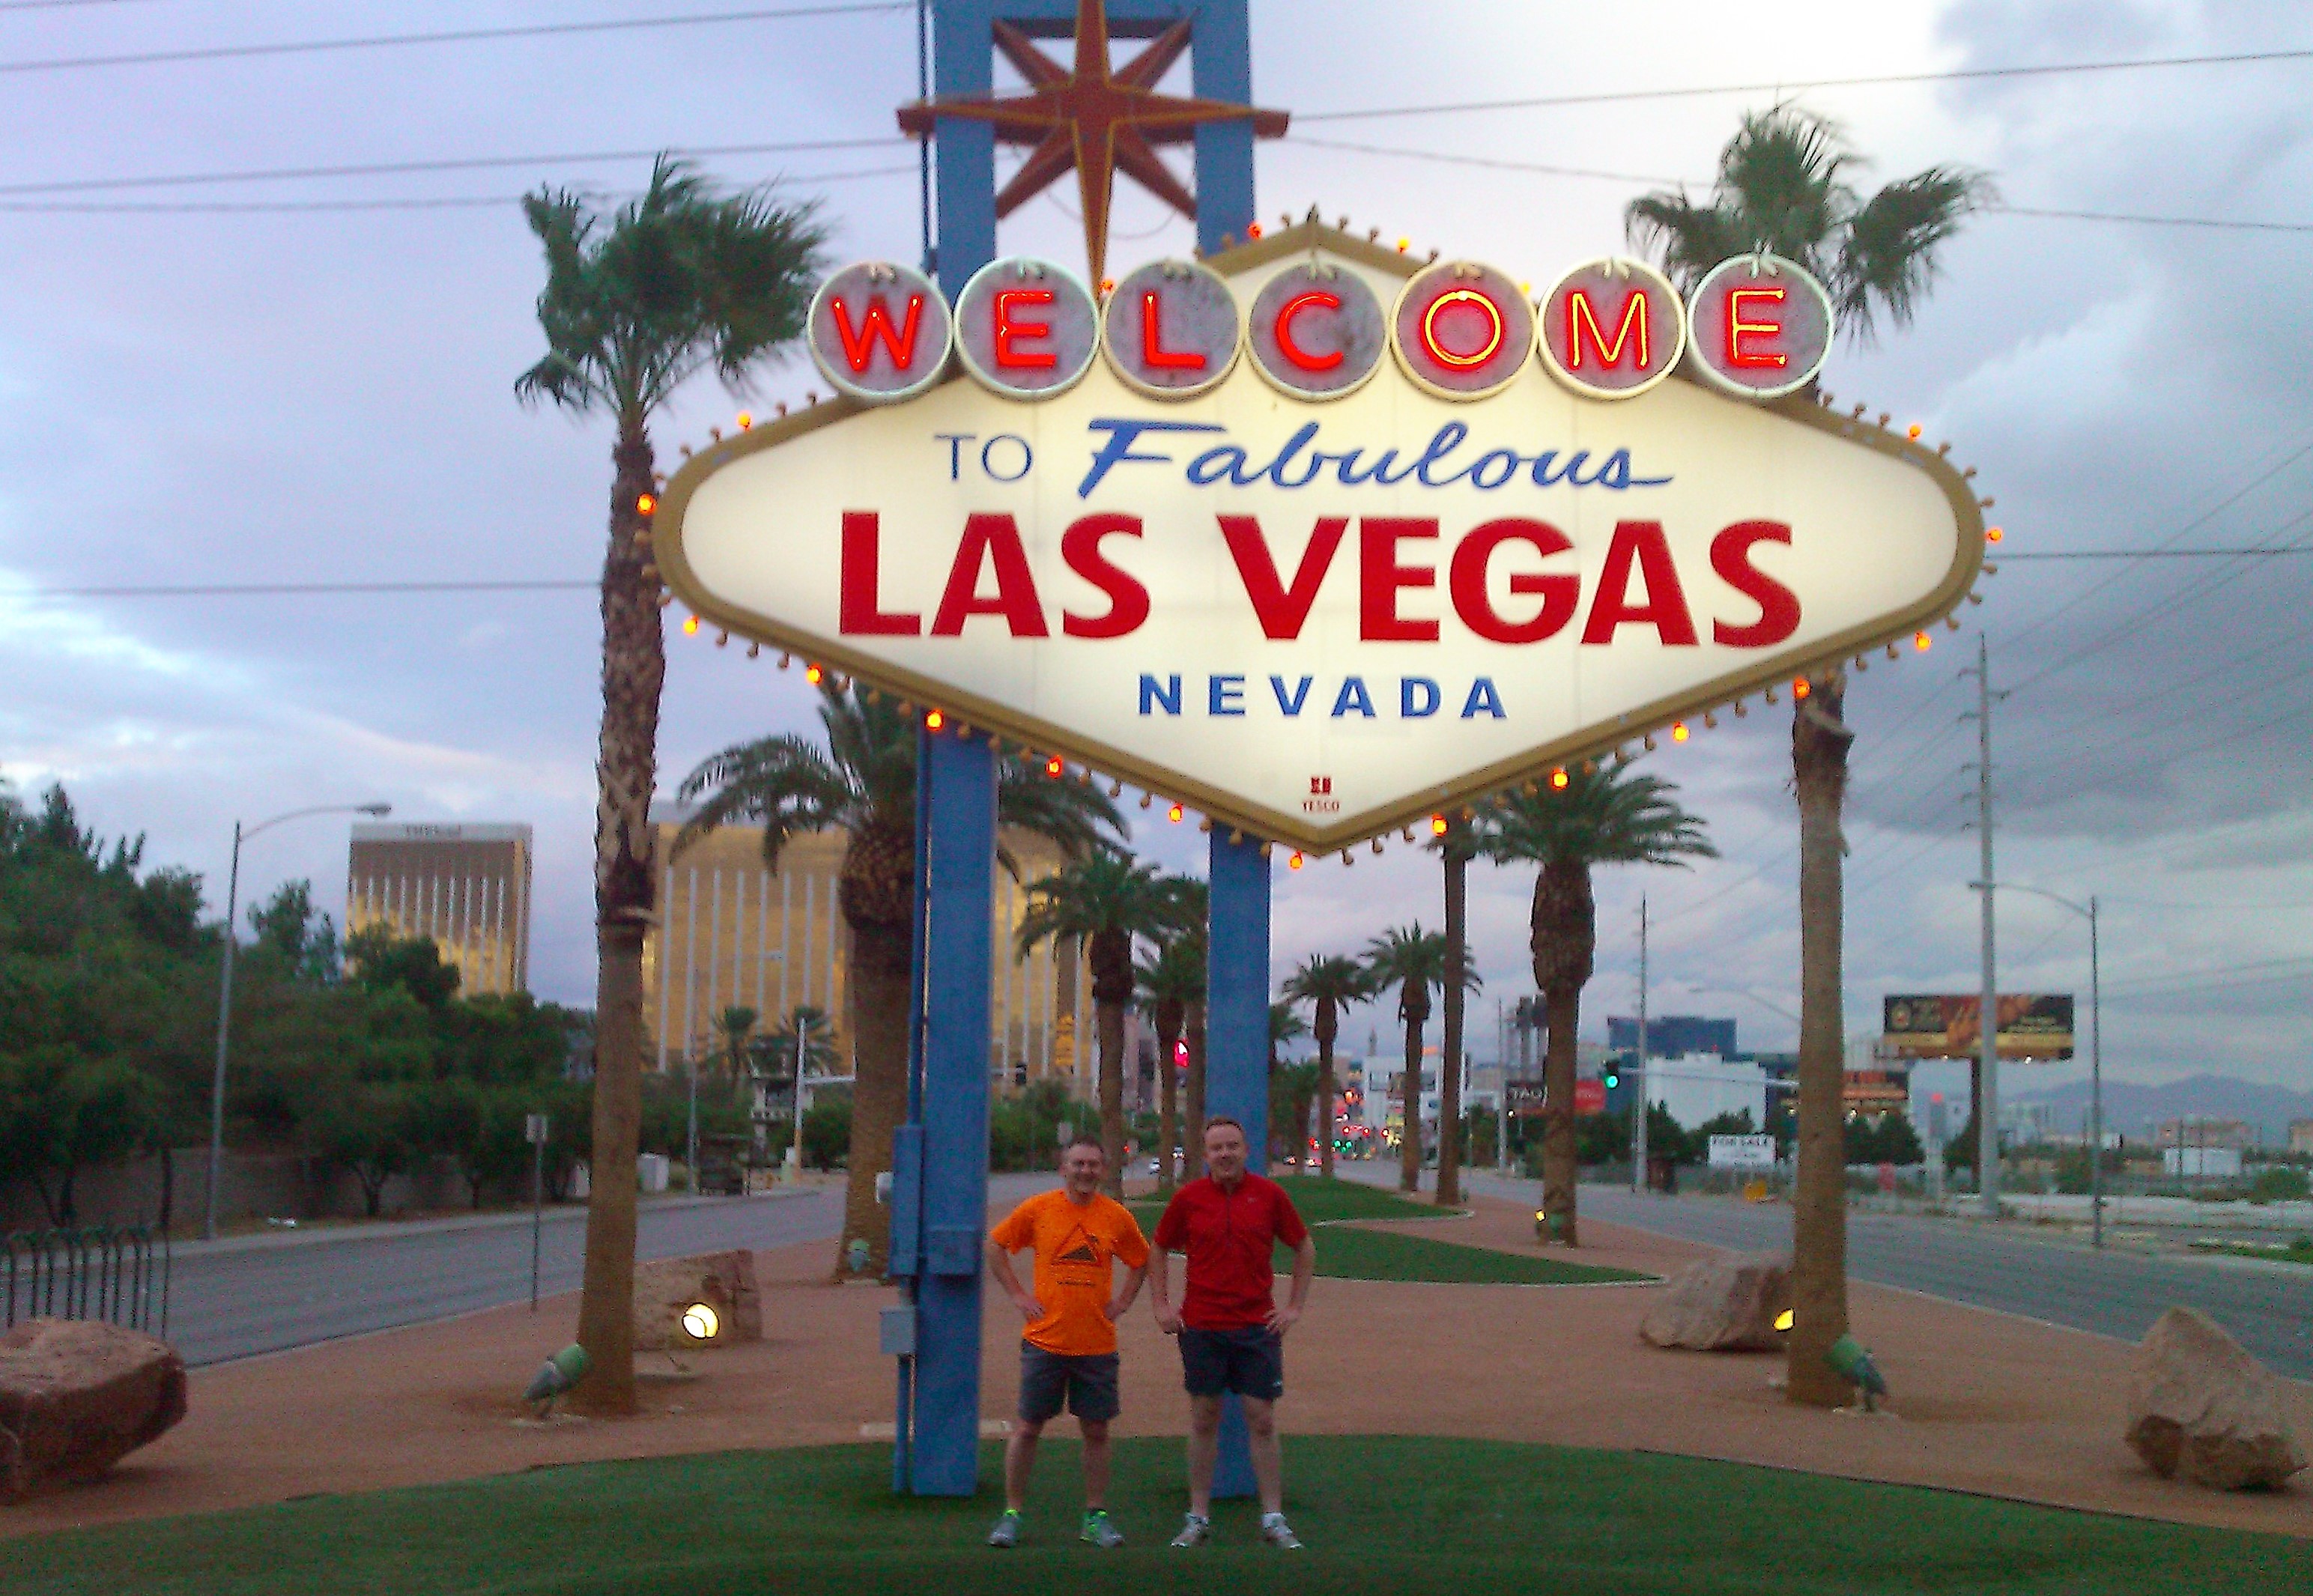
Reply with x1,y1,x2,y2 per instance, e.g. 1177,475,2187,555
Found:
1153,1304,1182,1335
1011,1293,1044,1323
1266,1302,1303,1336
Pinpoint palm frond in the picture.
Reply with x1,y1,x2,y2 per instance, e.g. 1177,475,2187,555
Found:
1478,759,1715,872
673,732,856,870
1834,166,1994,341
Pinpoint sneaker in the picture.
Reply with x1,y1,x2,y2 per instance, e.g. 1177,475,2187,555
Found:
1168,1512,1210,1548
986,1510,1022,1548
1259,1511,1303,1550
1079,1510,1125,1549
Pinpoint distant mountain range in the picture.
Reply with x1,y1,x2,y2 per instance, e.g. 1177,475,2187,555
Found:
2009,1073,2313,1137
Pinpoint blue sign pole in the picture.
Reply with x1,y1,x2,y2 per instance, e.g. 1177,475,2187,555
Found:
900,0,1261,1498
1206,828,1271,1498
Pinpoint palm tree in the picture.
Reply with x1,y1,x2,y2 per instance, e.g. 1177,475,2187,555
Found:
1280,954,1368,1179
517,155,826,1413
1268,1004,1309,1168
1165,877,1211,1182
716,1005,757,1081
1270,1057,1321,1172
676,682,1122,1273
1362,926,1479,1195
1478,763,1714,1248
1015,853,1182,1196
1135,935,1202,1195
1629,106,1985,1401
1430,816,1482,1207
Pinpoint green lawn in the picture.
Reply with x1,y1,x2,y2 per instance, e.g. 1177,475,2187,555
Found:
9,1436,2297,1596
2190,1236,2313,1267
1127,1175,1643,1286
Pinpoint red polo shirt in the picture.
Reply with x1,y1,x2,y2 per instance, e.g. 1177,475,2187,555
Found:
1152,1172,1309,1330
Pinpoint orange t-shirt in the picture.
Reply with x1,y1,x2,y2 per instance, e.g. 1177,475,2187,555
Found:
989,1189,1151,1356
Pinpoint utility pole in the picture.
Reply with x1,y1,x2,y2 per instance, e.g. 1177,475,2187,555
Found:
1965,637,2004,1219
1631,898,1649,1193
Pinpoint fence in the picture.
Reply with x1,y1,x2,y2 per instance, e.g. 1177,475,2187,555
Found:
1,1225,170,1340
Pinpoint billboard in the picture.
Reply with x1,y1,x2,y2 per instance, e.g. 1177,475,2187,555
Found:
1881,995,2074,1061
657,222,1986,851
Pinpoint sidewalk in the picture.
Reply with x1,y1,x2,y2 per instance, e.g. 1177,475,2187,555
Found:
5,1189,2304,1544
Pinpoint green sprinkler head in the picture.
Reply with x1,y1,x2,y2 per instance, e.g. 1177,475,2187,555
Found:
524,1344,592,1414
1825,1334,1888,1410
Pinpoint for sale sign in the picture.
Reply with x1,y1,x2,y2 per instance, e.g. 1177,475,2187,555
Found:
656,222,1984,850
1708,1134,1777,1170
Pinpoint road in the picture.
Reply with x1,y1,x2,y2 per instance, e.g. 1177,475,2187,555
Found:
161,1174,1061,1367
1363,1165,2313,1380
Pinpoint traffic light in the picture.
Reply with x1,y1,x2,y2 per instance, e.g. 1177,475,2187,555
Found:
1604,1072,1619,1090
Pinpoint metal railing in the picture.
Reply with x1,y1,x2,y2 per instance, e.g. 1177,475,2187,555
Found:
1,1225,170,1340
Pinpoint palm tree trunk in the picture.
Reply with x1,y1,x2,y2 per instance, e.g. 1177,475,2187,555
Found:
837,812,915,1277
1788,675,1855,1406
1437,846,1467,1207
1397,1004,1423,1194
1156,1004,1181,1195
1315,1002,1337,1180
1541,985,1580,1245
1183,1001,1207,1183
572,419,663,1416
1097,998,1126,1198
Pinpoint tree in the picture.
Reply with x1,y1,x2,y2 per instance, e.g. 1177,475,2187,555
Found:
676,680,1121,1275
1279,954,1369,1180
715,1006,757,1082
1014,853,1180,1196
1629,107,1985,1401
1477,762,1713,1245
518,154,825,1408
1162,877,1212,1182
1136,933,1201,1195
247,880,340,985
1270,1058,1321,1171
344,923,461,1010
1362,925,1478,1194
1428,816,1482,1207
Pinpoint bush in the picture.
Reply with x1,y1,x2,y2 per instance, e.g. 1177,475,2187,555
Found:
2249,1165,2311,1203
801,1093,850,1171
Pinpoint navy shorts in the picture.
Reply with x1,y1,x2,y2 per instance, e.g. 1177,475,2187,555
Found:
1178,1326,1284,1401
1018,1341,1121,1424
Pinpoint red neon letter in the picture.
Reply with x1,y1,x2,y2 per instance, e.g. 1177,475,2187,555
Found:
1563,289,1649,370
992,289,1057,369
1219,515,1348,640
1419,288,1506,370
1359,518,1440,641
1710,521,1800,646
838,511,921,635
1449,518,1579,644
930,513,1049,636
1727,286,1788,368
1274,291,1344,371
828,294,924,374
1140,292,1206,371
1580,521,1699,646
1060,512,1150,638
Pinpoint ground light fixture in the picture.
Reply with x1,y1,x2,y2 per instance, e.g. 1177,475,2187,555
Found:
681,1302,721,1342
1825,1334,1888,1413
524,1344,592,1418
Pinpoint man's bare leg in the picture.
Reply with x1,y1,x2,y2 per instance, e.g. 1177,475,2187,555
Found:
1242,1396,1283,1515
1080,1418,1111,1511
1004,1419,1043,1512
1185,1394,1223,1517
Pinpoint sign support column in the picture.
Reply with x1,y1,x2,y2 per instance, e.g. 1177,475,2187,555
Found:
1206,829,1270,1499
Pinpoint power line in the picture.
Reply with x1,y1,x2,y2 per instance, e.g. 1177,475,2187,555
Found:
0,1,908,76
9,579,595,598
0,137,910,198
0,164,919,213
1297,46,2313,124
2000,545,2313,559
1992,204,2313,235
1281,136,1685,187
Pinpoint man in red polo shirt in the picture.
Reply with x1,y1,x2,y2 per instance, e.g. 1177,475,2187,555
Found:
1148,1115,1316,1550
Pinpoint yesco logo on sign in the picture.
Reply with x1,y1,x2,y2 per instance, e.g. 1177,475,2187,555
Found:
658,223,1981,849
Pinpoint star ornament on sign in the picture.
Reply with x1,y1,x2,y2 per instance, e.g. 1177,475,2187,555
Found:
897,0,1289,288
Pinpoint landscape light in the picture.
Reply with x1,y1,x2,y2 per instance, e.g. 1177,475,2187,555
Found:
1774,1309,1794,1332
523,1344,592,1417
1825,1333,1888,1412
681,1302,721,1342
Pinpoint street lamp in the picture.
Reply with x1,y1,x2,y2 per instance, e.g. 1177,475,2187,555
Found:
1976,882,2103,1248
206,801,392,1240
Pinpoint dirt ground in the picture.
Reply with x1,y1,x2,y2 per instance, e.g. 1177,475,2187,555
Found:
5,1192,2307,1542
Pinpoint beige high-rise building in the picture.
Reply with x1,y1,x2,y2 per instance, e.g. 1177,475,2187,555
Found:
643,804,1091,1096
346,822,533,995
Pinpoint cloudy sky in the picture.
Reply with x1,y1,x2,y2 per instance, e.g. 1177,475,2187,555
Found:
3,1,2307,1098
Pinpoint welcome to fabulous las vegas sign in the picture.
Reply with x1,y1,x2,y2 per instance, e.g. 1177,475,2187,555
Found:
652,219,1986,853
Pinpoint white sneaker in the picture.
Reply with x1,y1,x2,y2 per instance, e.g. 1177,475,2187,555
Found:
1259,1511,1303,1549
1169,1513,1210,1547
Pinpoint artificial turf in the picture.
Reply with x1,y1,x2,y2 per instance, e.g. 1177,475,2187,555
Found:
7,1436,2299,1596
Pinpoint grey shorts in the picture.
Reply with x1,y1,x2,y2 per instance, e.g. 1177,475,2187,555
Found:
1178,1326,1285,1401
1018,1341,1121,1424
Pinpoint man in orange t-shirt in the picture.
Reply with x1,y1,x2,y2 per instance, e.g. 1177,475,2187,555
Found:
984,1136,1150,1549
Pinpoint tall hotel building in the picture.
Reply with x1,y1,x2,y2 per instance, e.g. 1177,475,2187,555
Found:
346,822,534,995
644,803,1097,1097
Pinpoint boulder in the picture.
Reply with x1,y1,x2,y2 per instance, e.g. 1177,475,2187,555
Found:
2126,1305,2306,1491
1640,1251,1790,1352
632,1251,763,1351
0,1317,188,1502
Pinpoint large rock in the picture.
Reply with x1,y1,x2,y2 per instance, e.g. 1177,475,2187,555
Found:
632,1251,763,1351
0,1317,188,1502
2126,1305,2306,1490
1640,1251,1791,1352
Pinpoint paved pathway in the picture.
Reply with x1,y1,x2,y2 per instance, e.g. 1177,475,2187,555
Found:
162,1174,1062,1367
1344,1163,2313,1380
